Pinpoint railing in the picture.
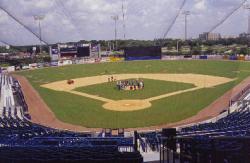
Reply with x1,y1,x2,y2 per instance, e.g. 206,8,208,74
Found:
230,84,250,106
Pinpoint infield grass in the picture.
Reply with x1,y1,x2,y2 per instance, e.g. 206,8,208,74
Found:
74,79,195,100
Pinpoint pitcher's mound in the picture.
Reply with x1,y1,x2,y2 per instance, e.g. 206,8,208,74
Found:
103,100,151,111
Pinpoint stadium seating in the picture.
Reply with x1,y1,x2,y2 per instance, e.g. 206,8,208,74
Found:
157,90,250,162
137,88,250,162
180,101,250,137
0,73,143,163
138,132,160,152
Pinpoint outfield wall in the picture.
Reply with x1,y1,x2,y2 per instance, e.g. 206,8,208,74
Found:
124,46,162,61
4,54,250,73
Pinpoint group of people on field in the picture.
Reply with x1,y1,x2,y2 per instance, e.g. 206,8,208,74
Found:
116,79,144,91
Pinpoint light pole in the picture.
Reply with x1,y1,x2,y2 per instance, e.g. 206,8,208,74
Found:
244,4,250,34
34,15,45,54
111,15,119,50
122,0,126,40
183,11,190,41
176,40,180,54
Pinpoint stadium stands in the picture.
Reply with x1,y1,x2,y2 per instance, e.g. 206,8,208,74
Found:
0,73,143,163
157,89,250,162
180,93,250,137
136,87,250,162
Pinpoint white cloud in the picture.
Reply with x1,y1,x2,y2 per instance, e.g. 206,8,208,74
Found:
0,10,8,23
194,0,206,10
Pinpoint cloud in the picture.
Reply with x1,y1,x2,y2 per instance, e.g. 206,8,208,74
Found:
0,0,248,45
194,0,206,10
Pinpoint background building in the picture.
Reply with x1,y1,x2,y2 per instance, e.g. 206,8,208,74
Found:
199,32,221,41
239,32,250,38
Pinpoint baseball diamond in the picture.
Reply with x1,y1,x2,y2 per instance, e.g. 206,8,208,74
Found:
15,60,250,129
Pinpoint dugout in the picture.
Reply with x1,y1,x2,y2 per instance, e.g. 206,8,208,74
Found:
124,46,162,61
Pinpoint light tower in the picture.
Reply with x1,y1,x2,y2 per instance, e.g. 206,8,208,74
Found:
34,15,45,54
122,0,126,40
111,15,119,50
182,11,190,40
244,4,250,34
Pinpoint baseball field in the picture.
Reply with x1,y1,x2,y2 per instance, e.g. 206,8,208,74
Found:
16,60,250,129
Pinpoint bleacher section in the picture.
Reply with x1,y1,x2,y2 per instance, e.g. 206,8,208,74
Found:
180,93,250,137
137,88,250,162
0,73,143,163
156,89,250,162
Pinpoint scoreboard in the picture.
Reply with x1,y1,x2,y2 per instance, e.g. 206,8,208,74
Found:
124,46,162,60
77,47,90,57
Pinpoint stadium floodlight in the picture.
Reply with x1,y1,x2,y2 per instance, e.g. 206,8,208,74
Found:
182,11,191,41
34,15,45,54
122,0,126,40
111,15,119,50
244,4,250,34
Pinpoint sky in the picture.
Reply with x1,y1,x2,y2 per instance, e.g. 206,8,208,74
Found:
0,0,249,45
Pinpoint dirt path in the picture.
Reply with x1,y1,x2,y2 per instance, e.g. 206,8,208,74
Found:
69,90,113,103
13,74,250,132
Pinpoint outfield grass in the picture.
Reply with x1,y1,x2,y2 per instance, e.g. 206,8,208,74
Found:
74,79,195,100
17,60,250,128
